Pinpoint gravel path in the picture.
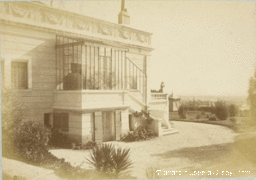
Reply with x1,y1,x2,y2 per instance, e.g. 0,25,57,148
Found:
50,121,238,178
2,158,62,180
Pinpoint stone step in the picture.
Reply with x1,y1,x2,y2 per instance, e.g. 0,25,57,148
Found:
161,128,179,136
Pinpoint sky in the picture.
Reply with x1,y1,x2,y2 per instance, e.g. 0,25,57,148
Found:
50,0,256,97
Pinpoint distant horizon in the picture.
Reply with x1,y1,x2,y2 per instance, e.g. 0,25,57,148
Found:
167,92,248,104
172,93,247,97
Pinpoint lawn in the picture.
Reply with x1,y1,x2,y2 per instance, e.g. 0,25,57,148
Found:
170,111,252,133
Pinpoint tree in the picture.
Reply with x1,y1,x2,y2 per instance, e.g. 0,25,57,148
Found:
229,104,239,117
215,101,229,120
178,105,187,119
247,71,256,122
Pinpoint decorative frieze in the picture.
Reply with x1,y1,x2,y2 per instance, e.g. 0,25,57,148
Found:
137,33,149,43
3,2,34,19
97,24,113,36
41,10,63,25
0,2,152,47
73,18,91,31
119,29,131,40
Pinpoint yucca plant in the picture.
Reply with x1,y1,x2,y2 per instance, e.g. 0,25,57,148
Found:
112,147,133,178
146,166,160,179
87,143,133,178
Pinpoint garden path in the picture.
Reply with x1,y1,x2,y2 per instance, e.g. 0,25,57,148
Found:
51,121,240,178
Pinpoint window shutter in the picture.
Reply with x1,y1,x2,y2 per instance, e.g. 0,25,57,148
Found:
53,114,61,129
115,110,122,141
62,113,69,132
94,111,103,143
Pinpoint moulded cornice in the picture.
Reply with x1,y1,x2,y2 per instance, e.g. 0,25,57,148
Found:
0,1,153,51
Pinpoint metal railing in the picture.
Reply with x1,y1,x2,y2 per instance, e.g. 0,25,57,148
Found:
125,57,146,102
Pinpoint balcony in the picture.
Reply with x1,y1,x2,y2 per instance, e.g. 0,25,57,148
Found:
54,90,129,111
54,36,147,112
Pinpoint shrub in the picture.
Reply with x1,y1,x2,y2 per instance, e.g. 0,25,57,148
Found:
229,104,239,117
215,101,229,120
2,88,27,157
209,114,216,121
13,121,51,163
230,117,237,124
2,172,26,180
121,128,156,142
48,129,71,148
199,106,215,113
133,109,154,126
81,141,97,150
178,105,187,119
196,114,201,119
87,143,133,178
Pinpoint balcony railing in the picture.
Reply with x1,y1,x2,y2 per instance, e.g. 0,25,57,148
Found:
56,35,147,103
151,93,168,101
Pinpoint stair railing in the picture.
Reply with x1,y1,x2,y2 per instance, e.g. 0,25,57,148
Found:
125,57,147,103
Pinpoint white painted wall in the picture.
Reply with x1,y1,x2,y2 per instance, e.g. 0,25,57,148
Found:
69,112,82,142
81,113,93,144
1,24,56,122
121,109,129,134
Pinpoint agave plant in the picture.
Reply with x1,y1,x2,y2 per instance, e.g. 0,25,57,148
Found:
87,143,133,178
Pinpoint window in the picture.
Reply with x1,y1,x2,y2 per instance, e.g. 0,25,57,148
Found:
44,113,51,127
53,113,69,132
11,61,28,89
56,36,126,90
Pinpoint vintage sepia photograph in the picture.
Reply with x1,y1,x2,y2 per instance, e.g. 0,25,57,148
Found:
1,0,256,179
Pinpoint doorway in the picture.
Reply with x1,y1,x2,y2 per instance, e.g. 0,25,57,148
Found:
102,111,115,142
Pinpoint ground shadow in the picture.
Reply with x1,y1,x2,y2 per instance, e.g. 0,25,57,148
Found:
152,143,233,164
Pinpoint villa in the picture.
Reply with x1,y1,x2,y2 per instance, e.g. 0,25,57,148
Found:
0,1,172,144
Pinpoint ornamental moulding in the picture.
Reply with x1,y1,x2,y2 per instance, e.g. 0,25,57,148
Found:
0,2,152,47
97,24,113,36
72,18,91,31
4,3,33,19
137,34,148,43
119,29,131,40
41,11,63,25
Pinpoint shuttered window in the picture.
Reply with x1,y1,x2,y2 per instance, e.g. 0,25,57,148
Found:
53,113,69,132
11,61,28,89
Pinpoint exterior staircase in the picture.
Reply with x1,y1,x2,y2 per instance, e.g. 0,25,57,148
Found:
161,123,178,136
124,57,179,136
126,90,146,113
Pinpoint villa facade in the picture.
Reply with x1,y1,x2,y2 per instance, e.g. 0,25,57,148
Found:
0,1,171,143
